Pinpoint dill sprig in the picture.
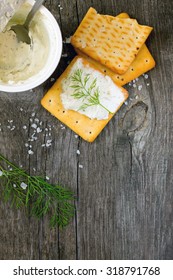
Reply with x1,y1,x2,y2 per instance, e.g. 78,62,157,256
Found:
70,69,113,113
0,154,75,228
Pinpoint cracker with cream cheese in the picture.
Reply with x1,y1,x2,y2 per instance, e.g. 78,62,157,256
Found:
41,56,128,142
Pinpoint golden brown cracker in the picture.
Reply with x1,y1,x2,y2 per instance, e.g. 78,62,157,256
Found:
41,56,128,142
71,7,153,74
74,12,155,86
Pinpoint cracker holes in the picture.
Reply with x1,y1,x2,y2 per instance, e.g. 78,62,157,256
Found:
62,110,65,113
117,76,120,79
49,99,52,103
131,68,134,71
75,121,79,124
89,131,92,134
104,70,107,73
145,59,149,63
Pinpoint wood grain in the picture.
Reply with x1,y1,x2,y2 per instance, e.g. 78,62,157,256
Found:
0,0,173,260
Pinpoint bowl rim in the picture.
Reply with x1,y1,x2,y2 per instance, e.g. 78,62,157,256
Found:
0,0,62,93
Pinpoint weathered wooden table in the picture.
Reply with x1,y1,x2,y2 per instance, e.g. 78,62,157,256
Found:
0,0,173,260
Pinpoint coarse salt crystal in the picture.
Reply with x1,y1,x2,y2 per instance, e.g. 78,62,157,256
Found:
36,127,42,133
76,150,80,155
31,112,36,117
20,182,27,190
23,125,27,130
31,123,37,129
46,176,50,180
144,74,149,79
79,164,83,169
28,150,34,155
138,85,142,91
0,170,3,176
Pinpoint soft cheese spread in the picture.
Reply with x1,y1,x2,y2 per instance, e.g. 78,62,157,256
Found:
0,3,49,83
0,0,26,32
61,58,126,120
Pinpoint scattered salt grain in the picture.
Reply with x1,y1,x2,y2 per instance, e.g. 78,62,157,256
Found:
124,101,128,105
64,36,72,44
76,150,80,155
23,125,27,130
133,84,137,88
46,139,52,147
79,164,83,169
50,77,55,82
11,126,15,131
138,85,142,91
147,83,150,86
31,112,36,117
0,171,3,176
36,127,42,133
75,135,78,138
46,176,50,180
31,123,37,129
20,182,27,190
13,184,17,188
34,118,39,123
144,74,149,79
28,150,34,155
20,108,23,111
62,53,68,57
60,124,65,130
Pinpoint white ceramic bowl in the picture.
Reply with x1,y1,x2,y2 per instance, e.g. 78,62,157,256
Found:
0,0,62,92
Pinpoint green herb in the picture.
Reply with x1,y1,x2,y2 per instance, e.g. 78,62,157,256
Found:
70,69,113,113
0,154,75,228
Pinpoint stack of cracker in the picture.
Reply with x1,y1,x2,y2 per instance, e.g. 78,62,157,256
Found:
71,8,155,86
41,8,155,142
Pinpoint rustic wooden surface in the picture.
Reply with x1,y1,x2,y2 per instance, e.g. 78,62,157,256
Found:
0,0,173,260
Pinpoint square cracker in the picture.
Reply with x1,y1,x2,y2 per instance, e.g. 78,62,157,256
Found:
41,56,128,142
75,13,156,86
71,7,153,74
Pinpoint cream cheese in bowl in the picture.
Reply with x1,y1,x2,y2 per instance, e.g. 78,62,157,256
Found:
0,0,62,92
